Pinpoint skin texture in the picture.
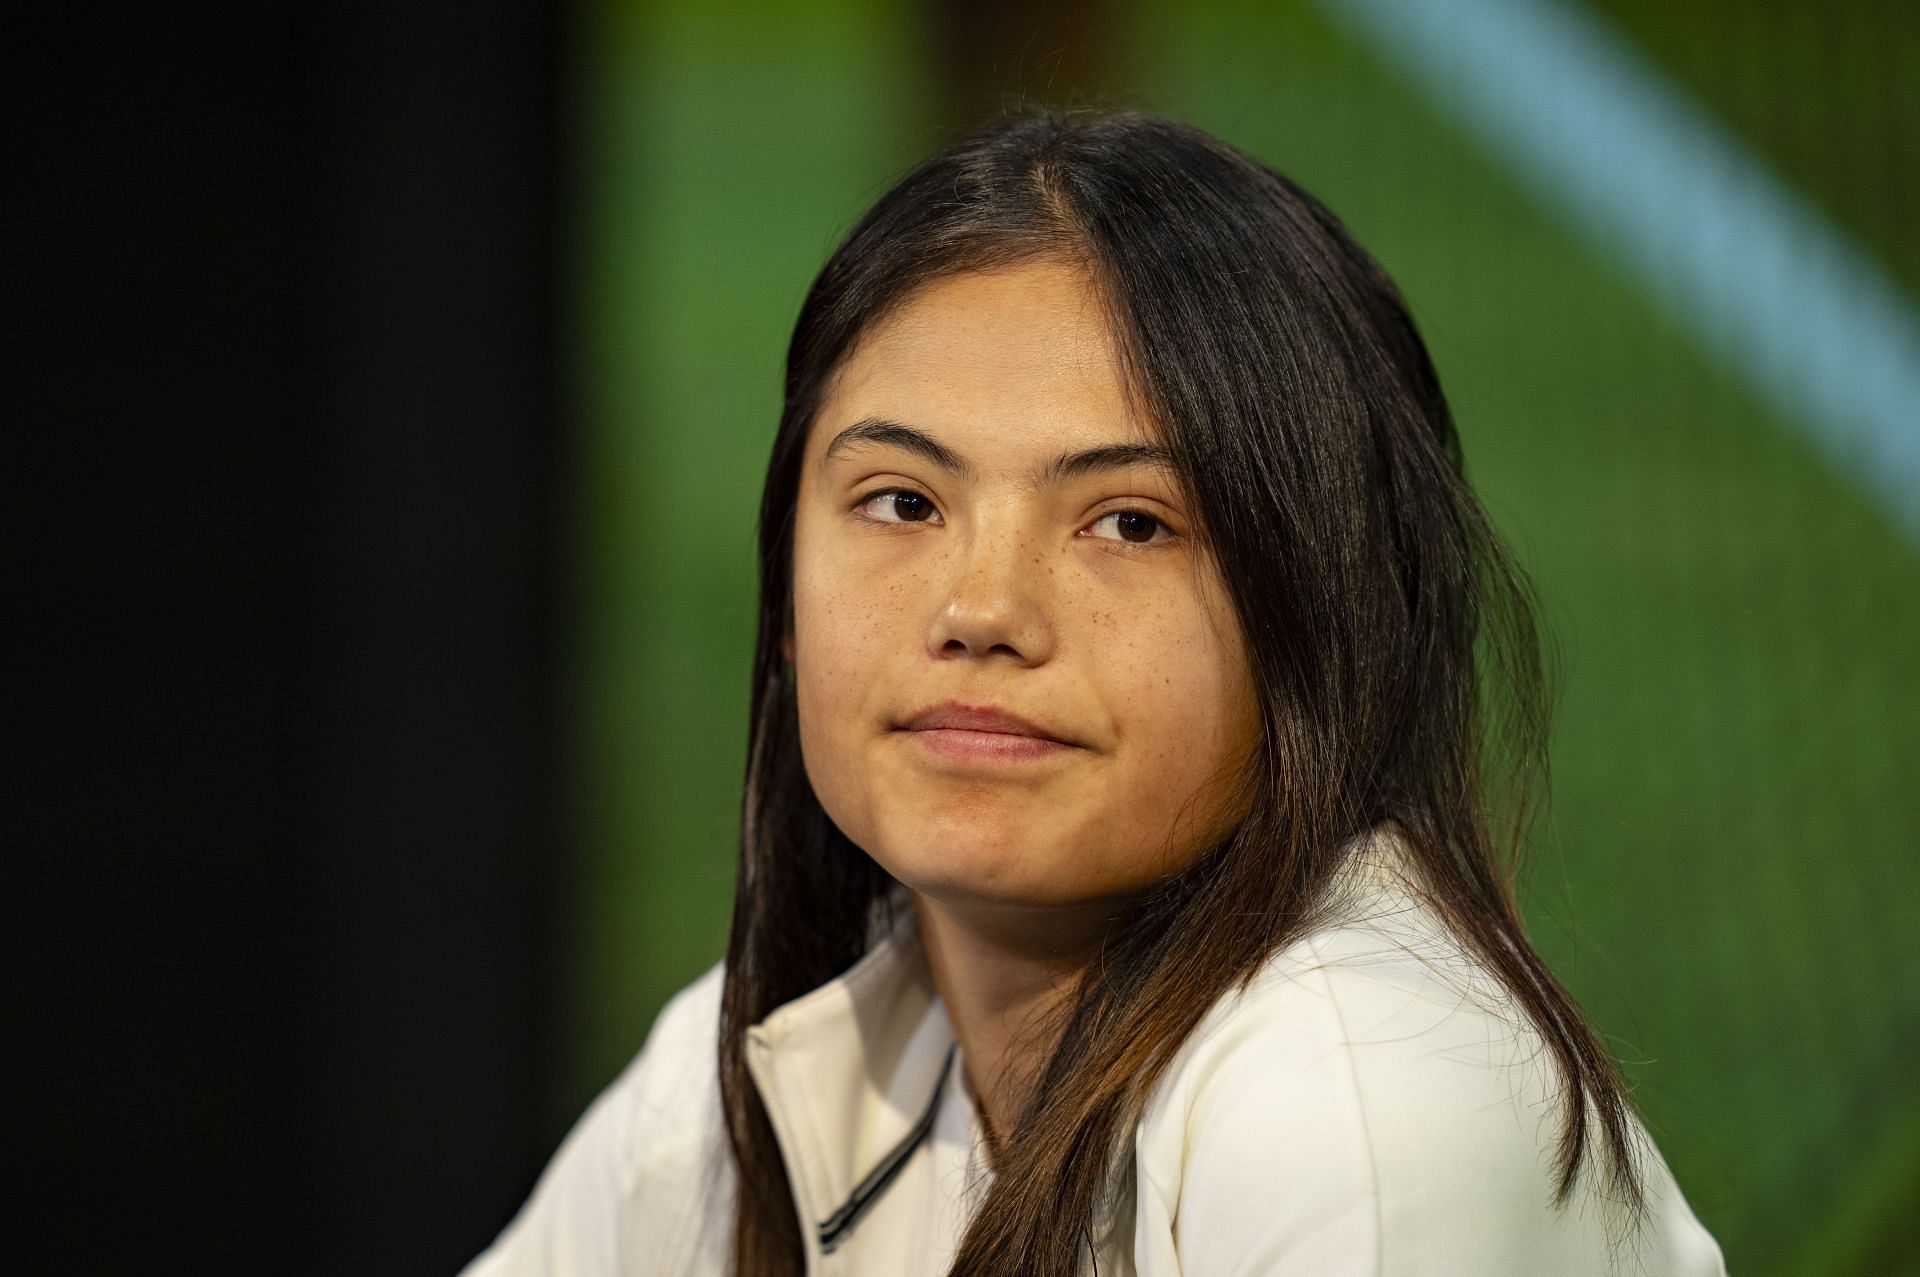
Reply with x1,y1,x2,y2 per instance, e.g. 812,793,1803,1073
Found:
784,256,1261,1142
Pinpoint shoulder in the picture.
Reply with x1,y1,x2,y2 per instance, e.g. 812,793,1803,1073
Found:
1130,881,1726,1276
460,961,730,1277
616,959,729,1164
545,958,728,1191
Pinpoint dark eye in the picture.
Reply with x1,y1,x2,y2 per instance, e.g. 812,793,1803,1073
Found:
857,488,940,524
1088,509,1171,546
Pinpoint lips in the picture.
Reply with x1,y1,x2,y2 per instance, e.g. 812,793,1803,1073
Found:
899,700,1078,747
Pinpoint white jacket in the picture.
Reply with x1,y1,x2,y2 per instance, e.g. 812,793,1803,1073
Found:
463,829,1728,1276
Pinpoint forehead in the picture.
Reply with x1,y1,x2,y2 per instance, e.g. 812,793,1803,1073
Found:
812,258,1158,459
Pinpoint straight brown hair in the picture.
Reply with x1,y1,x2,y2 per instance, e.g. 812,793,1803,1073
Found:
720,106,1648,1276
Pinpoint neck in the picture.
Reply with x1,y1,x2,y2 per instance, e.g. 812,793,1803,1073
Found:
907,890,1117,1158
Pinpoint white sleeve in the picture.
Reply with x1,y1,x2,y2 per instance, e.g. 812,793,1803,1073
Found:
1146,934,1727,1277
459,961,729,1277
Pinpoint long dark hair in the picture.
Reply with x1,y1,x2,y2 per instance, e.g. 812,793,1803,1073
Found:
720,106,1647,1277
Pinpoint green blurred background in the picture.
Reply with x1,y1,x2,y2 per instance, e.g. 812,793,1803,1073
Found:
568,1,1919,1271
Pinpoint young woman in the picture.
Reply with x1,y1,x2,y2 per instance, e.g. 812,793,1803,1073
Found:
466,108,1727,1276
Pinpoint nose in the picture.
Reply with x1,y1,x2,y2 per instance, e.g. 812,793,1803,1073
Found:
925,509,1055,666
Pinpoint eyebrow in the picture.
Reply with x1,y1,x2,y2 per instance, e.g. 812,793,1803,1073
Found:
822,417,1178,488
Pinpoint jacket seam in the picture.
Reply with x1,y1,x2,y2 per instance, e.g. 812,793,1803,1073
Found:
748,1028,830,1273
1307,933,1386,1277
640,1116,722,1275
634,967,727,1272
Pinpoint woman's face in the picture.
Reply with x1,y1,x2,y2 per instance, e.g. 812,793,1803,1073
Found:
787,257,1261,913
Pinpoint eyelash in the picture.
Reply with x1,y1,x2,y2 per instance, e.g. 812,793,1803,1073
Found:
850,486,1180,552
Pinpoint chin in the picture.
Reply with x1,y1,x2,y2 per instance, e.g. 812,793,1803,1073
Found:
878,836,1126,914
882,832,1026,895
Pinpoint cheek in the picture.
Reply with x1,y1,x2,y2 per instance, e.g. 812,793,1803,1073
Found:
1103,591,1249,740
1097,597,1259,846
793,533,897,703
793,573,856,743
790,515,905,830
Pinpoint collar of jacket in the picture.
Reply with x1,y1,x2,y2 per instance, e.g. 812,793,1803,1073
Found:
742,899,961,1269
733,824,1423,1271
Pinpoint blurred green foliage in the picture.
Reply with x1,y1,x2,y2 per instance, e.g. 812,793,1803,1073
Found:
572,1,1920,1270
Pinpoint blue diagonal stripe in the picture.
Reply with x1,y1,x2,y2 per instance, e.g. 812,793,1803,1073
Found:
1316,0,1920,542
